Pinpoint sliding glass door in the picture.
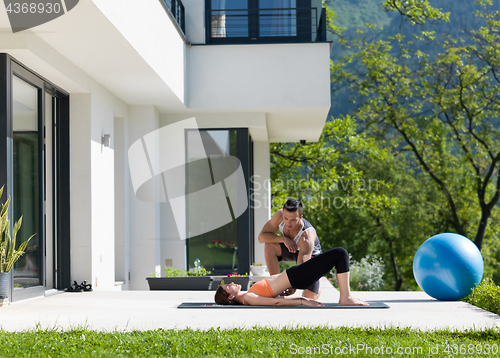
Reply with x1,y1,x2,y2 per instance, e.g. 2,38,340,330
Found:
186,129,253,275
0,55,71,302
12,75,43,293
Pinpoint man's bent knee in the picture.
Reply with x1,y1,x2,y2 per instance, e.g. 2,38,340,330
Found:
264,242,281,256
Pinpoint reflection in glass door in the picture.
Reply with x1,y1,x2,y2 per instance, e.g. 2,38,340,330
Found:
186,129,253,275
12,75,42,291
186,130,239,274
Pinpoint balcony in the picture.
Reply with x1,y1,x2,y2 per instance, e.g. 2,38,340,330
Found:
206,6,327,44
161,0,185,33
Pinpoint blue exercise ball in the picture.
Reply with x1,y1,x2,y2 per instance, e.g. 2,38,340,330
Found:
413,233,483,301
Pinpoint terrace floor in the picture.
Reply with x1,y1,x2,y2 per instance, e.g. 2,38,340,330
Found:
0,279,498,332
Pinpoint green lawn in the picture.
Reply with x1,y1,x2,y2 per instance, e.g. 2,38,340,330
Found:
0,327,499,357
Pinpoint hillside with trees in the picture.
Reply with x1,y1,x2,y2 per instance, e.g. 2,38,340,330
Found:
270,0,500,290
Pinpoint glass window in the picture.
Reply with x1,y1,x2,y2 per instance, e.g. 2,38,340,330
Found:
186,130,241,274
259,0,297,37
210,0,249,38
12,75,41,290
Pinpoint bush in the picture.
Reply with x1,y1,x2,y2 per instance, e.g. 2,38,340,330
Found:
329,255,385,291
148,266,211,278
462,277,500,315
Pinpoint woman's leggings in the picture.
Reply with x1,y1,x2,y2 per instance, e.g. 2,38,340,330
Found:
285,247,349,290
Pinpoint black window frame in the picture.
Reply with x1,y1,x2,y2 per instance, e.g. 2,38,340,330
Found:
0,54,71,302
205,0,316,45
184,128,254,275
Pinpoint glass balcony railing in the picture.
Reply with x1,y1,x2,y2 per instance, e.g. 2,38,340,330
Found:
161,0,185,33
206,7,327,44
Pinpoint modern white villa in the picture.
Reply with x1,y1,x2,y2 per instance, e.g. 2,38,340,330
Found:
0,0,331,302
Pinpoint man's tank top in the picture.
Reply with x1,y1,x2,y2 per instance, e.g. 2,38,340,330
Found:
278,218,322,256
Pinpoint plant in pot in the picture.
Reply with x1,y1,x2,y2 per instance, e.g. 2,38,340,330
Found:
250,263,268,276
0,186,35,302
212,272,252,291
146,266,213,290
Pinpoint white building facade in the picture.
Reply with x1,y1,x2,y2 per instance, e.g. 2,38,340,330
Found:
0,0,331,301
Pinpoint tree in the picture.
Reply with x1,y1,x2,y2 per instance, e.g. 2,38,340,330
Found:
330,0,500,251
270,116,439,290
269,1,500,288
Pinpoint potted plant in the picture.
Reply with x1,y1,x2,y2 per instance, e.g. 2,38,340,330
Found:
212,272,252,291
250,263,268,276
146,266,213,290
0,186,35,301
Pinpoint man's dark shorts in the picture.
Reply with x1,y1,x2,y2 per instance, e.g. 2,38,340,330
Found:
278,243,320,294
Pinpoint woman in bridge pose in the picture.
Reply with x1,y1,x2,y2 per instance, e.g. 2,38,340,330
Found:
214,247,368,306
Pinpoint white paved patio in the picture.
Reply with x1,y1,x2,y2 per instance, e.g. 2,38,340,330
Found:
0,279,498,332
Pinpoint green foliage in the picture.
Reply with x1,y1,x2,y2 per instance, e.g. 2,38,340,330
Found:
329,1,500,253
462,278,500,315
382,0,450,25
279,261,296,273
270,116,441,290
226,272,249,278
0,327,498,357
482,234,500,284
149,266,212,278
327,0,500,120
0,185,35,273
271,0,500,290
207,240,236,249
329,255,385,291
349,255,385,291
324,0,393,31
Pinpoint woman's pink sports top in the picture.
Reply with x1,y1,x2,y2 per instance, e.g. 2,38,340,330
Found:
242,279,275,305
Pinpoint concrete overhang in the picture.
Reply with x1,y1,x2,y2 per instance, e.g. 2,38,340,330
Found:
0,0,187,113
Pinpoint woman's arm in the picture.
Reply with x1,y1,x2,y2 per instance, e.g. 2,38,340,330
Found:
242,293,324,306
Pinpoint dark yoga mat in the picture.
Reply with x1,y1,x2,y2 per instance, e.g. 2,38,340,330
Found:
178,302,389,309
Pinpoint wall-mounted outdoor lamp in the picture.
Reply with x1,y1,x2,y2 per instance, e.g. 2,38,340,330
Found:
102,134,110,147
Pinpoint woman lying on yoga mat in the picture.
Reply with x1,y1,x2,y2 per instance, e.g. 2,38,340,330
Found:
214,247,368,306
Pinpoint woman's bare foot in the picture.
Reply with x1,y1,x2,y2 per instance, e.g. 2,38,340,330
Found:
339,295,369,306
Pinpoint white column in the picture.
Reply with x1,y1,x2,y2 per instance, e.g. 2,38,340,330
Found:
128,106,161,290
70,93,118,291
114,116,130,290
90,95,116,290
252,141,271,266
70,94,92,286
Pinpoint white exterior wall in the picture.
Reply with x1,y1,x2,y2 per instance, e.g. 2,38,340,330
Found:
69,92,130,290
1,0,330,293
184,1,205,44
69,88,130,291
188,43,330,109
